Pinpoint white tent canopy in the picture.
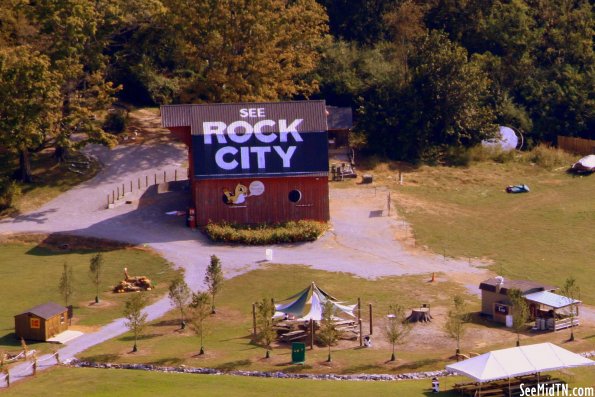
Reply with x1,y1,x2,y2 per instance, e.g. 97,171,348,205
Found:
446,343,594,382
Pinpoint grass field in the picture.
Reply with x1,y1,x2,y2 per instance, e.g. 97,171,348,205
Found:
0,241,179,354
1,366,593,396
77,264,595,376
353,153,595,304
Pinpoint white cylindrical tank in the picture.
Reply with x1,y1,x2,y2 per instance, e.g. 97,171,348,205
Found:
506,315,513,328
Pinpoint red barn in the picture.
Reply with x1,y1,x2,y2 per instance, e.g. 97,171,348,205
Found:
161,101,330,226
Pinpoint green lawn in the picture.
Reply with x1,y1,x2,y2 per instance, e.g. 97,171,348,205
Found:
0,242,179,354
2,366,593,397
79,265,474,373
77,265,595,375
364,159,595,304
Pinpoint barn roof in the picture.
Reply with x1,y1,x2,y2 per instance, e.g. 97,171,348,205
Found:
479,278,556,296
18,302,67,319
326,106,353,130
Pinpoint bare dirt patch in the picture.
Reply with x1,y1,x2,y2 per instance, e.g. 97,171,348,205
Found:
123,108,173,145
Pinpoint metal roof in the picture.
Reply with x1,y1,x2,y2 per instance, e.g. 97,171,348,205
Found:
18,302,67,320
479,278,556,295
161,100,328,135
524,291,581,309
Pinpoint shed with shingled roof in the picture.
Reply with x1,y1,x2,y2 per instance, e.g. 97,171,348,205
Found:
14,302,69,341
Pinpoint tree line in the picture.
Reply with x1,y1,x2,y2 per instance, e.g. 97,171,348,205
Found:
0,0,592,179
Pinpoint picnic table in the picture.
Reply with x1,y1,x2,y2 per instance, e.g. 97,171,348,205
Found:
279,330,307,342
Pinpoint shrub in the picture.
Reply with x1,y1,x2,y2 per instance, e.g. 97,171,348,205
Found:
0,178,21,211
523,144,575,170
102,109,128,134
443,146,471,167
204,220,329,245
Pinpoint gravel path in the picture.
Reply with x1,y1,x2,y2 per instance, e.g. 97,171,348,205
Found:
0,142,488,387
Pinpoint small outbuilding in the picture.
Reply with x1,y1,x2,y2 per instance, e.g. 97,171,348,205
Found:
479,277,555,324
14,302,69,342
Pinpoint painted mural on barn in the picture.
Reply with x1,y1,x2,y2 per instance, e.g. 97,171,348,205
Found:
161,101,330,225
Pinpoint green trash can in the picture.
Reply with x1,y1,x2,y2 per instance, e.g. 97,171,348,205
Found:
291,342,306,364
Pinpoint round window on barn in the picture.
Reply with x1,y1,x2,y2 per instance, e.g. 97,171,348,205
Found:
288,190,302,203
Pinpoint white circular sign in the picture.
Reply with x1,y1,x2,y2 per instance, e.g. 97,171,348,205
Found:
249,181,265,196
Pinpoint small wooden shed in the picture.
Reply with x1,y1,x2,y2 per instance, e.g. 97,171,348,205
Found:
14,302,69,341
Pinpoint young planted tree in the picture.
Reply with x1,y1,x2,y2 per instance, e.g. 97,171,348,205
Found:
205,255,224,314
561,277,580,342
385,304,411,361
188,291,211,355
318,300,339,363
168,275,191,329
254,298,277,359
124,292,148,353
444,295,470,358
58,262,74,307
508,288,529,347
89,253,103,304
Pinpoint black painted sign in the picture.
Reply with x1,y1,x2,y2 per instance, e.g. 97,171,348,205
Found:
191,103,328,179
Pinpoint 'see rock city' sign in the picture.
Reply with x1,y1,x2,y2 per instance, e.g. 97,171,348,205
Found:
190,101,329,179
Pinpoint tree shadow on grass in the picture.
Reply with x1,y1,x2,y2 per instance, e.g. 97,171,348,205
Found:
393,358,443,372
150,357,185,366
119,333,160,342
343,364,380,373
278,364,313,373
214,359,252,371
152,319,183,327
81,353,120,363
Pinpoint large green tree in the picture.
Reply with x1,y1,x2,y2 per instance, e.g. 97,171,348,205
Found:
358,31,497,162
0,45,60,182
25,0,121,161
164,0,328,103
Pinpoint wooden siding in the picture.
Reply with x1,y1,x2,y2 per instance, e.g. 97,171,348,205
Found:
558,135,595,155
193,176,329,225
481,290,512,317
14,311,68,341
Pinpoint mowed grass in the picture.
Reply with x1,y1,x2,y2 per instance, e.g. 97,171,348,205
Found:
364,158,595,303
0,242,179,353
0,150,100,216
2,366,593,397
79,265,473,374
78,265,595,376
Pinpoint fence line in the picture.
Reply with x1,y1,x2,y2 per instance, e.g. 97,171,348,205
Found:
106,168,187,209
558,135,595,156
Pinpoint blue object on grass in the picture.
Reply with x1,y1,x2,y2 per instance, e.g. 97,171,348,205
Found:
506,184,530,193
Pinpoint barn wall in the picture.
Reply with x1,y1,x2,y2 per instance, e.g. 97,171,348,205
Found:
44,312,67,339
14,314,45,341
194,176,329,225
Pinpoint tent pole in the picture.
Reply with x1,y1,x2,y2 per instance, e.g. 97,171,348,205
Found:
359,319,363,347
310,320,315,350
369,303,373,335
252,303,257,340
358,298,361,322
